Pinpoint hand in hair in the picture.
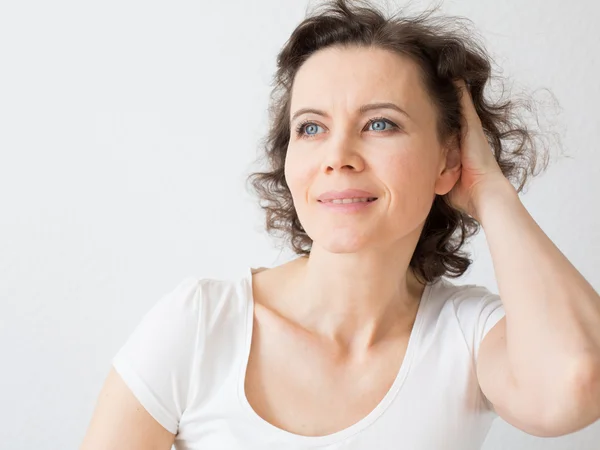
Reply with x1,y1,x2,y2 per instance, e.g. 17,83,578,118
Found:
447,79,508,221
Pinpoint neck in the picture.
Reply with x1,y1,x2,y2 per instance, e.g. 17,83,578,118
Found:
281,242,426,354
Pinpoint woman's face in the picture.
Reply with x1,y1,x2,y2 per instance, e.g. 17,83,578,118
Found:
284,45,459,254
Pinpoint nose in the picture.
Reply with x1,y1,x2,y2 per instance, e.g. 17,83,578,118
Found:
321,135,365,174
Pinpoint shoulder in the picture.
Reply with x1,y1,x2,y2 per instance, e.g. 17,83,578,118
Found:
431,277,503,317
111,270,252,432
431,276,494,300
115,271,251,361
148,271,250,322
427,277,505,357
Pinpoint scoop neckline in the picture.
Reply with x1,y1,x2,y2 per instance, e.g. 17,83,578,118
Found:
236,265,435,446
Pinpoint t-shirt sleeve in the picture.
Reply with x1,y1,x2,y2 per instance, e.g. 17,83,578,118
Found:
112,276,202,434
452,286,506,412
452,286,505,362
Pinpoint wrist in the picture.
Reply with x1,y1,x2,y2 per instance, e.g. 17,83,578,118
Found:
471,176,519,223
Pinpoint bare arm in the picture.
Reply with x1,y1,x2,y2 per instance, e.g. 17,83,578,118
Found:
446,80,600,436
475,178,600,436
79,368,176,450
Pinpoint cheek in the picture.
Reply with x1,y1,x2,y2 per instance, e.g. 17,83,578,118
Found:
380,151,435,193
284,150,314,204
378,151,438,220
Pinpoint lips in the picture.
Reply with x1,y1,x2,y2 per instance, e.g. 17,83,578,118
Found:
317,189,378,202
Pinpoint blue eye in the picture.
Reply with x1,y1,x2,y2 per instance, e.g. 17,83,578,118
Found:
305,123,321,135
297,122,323,137
368,119,394,131
294,116,399,139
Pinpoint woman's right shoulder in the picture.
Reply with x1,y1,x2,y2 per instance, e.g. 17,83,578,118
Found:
158,269,253,329
114,270,253,371
110,270,253,433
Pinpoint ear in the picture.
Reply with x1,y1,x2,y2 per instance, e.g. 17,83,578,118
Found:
434,136,462,196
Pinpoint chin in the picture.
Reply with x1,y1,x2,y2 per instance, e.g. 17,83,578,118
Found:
312,231,372,254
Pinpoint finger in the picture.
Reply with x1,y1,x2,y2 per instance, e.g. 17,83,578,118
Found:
454,79,480,126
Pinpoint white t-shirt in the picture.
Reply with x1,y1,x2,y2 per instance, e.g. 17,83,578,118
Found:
112,266,506,450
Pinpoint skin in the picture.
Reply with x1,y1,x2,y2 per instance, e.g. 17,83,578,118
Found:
79,44,600,447
240,45,462,436
79,367,175,449
280,44,462,352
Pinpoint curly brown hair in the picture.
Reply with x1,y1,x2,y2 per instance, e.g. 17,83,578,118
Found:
246,0,560,284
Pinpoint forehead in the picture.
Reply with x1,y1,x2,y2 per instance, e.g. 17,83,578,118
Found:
290,45,432,119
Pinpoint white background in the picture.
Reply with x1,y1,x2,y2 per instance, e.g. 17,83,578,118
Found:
1,0,599,448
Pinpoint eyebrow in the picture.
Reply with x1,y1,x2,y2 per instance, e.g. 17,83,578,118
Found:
290,102,412,124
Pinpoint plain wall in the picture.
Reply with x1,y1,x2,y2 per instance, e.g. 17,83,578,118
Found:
1,0,598,448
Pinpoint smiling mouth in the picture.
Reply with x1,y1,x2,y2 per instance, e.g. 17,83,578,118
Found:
318,197,378,204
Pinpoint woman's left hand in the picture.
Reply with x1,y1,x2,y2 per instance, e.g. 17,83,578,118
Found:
446,79,509,220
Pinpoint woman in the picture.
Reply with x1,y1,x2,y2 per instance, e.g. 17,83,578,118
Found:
80,1,600,449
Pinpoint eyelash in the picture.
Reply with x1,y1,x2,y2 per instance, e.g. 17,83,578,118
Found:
294,116,400,139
